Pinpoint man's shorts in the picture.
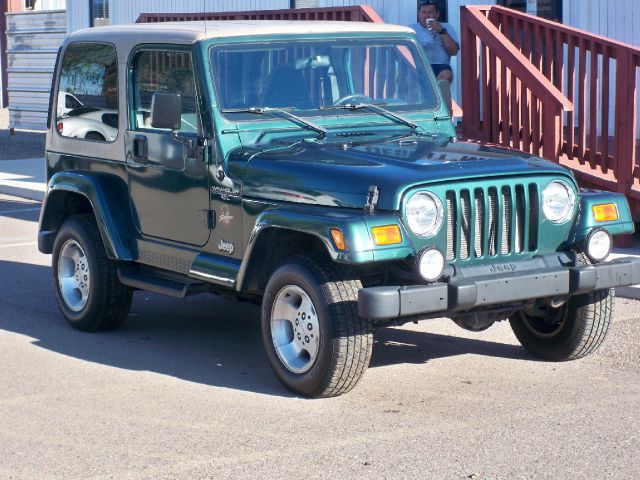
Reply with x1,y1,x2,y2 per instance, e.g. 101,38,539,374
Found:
431,63,452,77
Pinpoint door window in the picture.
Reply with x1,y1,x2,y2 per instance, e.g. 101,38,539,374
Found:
131,49,199,134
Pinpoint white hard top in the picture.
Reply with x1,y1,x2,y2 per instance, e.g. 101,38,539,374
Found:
67,20,415,45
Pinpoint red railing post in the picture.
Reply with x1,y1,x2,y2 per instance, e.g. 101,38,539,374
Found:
613,49,637,247
542,100,561,162
460,7,479,139
614,49,636,197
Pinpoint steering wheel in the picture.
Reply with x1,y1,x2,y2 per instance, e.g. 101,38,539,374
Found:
332,94,374,106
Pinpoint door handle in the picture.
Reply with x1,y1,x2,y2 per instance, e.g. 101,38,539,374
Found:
132,135,148,163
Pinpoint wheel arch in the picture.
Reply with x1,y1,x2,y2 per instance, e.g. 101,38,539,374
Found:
238,226,331,294
39,171,137,260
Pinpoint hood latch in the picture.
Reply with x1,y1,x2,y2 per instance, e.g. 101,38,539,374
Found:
364,185,379,214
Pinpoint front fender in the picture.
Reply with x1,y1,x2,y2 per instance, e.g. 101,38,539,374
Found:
253,206,414,262
39,171,137,260
235,205,415,291
565,190,635,245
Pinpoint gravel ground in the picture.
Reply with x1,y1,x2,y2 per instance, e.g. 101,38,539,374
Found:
0,108,46,160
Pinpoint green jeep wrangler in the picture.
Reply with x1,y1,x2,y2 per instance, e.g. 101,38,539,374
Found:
39,20,640,397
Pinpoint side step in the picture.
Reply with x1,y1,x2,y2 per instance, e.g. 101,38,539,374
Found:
117,265,207,299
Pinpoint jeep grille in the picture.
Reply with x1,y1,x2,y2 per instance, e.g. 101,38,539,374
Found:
445,184,538,260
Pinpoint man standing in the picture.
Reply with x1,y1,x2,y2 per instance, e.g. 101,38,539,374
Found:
410,0,460,84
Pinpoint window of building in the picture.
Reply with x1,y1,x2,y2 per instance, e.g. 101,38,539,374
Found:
498,0,562,22
56,42,118,142
90,0,109,27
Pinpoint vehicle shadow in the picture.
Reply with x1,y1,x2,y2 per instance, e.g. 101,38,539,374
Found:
0,260,531,398
0,130,45,160
370,325,529,368
0,197,41,221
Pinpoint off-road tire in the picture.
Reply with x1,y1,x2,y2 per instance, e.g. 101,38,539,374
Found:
261,255,373,397
509,254,613,360
52,214,132,331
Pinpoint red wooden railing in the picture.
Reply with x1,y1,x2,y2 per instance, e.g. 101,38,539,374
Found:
460,5,640,220
137,5,384,24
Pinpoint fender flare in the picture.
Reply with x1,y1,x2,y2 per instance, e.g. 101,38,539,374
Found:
235,205,413,291
39,171,137,260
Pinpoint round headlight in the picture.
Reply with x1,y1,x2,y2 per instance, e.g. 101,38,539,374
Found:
417,247,445,282
406,192,443,237
585,228,612,262
542,180,576,223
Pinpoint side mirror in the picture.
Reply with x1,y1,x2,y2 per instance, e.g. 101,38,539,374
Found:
150,92,182,130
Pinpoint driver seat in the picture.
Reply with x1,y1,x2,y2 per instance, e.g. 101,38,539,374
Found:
261,65,315,110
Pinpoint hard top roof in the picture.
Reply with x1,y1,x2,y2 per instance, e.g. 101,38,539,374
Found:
67,20,415,45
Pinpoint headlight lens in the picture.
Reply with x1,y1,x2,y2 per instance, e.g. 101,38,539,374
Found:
406,192,443,237
542,180,576,223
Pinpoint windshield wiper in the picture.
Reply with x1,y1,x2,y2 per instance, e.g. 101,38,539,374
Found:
220,107,327,139
336,103,422,132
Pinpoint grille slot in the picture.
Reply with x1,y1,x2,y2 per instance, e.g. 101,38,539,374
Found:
445,183,537,260
446,192,456,260
460,190,471,260
501,186,512,254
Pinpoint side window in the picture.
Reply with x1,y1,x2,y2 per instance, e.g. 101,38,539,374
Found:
56,42,118,142
131,50,198,134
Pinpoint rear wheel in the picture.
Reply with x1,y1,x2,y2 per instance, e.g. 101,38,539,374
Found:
52,214,132,331
261,255,373,397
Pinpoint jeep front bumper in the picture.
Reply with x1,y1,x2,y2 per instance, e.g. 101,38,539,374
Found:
357,255,640,320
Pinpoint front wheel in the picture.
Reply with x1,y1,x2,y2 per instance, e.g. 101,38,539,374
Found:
52,214,132,331
509,287,613,361
261,256,373,397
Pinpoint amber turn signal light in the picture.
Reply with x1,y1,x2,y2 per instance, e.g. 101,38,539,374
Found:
330,228,347,250
592,203,618,222
372,225,402,245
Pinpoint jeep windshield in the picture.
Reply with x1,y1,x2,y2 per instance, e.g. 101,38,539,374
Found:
210,38,438,121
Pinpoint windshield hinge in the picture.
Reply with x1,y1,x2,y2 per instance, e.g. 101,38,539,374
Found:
364,185,379,214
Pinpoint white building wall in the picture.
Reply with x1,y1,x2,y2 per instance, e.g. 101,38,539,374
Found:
67,0,291,33
30,0,66,9
564,0,640,46
563,0,640,137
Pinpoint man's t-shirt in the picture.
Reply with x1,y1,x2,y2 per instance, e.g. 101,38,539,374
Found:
409,22,459,66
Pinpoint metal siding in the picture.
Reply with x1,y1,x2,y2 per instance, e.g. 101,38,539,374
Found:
6,10,65,130
67,1,89,33
109,0,291,27
1,0,6,108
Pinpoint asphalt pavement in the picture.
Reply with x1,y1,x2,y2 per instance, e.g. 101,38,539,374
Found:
1,193,639,479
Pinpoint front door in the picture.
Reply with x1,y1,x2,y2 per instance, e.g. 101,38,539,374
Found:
125,47,210,246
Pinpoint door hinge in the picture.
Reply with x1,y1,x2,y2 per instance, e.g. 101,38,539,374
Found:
199,209,215,228
197,137,211,163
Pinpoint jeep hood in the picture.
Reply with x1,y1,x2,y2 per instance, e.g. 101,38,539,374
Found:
234,136,574,210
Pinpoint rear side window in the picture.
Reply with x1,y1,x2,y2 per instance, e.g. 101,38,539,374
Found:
56,42,118,142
